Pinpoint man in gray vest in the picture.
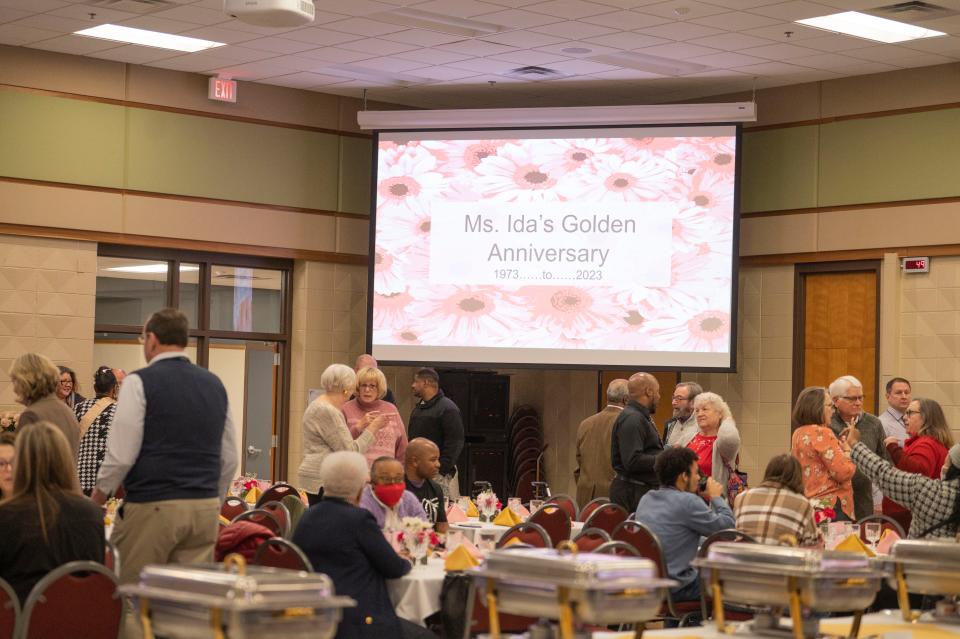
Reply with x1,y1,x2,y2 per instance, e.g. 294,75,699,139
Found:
92,308,239,584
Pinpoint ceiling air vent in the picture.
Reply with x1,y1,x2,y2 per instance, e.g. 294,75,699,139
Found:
507,66,564,80
867,1,959,21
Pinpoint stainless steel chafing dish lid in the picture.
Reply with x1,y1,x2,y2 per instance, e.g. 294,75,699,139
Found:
696,542,875,575
886,539,960,566
120,563,356,611
474,547,675,589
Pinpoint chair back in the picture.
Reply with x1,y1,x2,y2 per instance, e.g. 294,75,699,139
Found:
577,497,611,522
256,482,299,508
698,529,756,557
253,538,313,572
594,541,640,556
583,503,628,535
497,522,551,548
612,521,666,576
104,540,120,576
856,513,906,540
21,561,120,639
514,437,543,456
0,578,18,639
572,527,611,552
510,426,542,450
221,496,249,521
512,469,536,501
232,509,283,536
544,494,578,522
528,505,572,547
260,501,291,538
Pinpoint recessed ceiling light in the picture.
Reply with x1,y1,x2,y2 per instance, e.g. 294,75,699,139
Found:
74,24,226,53
562,47,593,54
106,264,200,274
795,11,946,43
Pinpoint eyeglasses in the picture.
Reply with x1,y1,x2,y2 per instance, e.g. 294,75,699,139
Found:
357,383,378,391
671,395,690,401
59,379,73,386
905,409,921,416
839,395,864,402
0,460,11,470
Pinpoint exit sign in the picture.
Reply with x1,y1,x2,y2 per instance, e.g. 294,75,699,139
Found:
208,77,237,103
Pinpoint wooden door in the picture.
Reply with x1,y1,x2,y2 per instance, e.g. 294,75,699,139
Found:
794,264,880,413
599,370,679,437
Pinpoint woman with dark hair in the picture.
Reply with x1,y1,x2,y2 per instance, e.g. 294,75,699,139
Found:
734,454,820,546
844,425,960,539
0,432,14,499
75,367,125,495
0,421,104,603
56,365,85,409
791,386,856,520
882,397,954,532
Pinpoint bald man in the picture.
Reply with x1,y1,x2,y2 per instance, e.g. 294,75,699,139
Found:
354,354,396,405
404,438,448,533
609,372,664,511
575,378,629,506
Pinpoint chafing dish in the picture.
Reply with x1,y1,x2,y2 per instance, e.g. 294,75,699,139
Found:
880,539,960,623
471,544,675,638
693,542,883,639
119,555,355,639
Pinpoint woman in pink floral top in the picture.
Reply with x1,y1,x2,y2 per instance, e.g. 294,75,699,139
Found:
343,367,408,468
791,386,856,520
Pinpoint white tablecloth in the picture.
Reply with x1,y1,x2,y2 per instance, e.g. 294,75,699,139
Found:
387,556,446,626
450,519,584,543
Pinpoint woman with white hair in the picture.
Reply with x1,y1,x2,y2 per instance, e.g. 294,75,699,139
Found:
677,391,741,492
297,364,387,506
293,452,436,639
10,353,80,456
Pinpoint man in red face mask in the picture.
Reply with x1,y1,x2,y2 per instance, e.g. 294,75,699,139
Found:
360,456,429,533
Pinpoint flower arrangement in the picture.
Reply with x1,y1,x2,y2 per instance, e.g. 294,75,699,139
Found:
476,490,501,522
239,479,260,500
811,497,836,524
0,411,18,433
395,517,441,563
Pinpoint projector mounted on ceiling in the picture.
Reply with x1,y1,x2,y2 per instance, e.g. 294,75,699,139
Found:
224,0,315,27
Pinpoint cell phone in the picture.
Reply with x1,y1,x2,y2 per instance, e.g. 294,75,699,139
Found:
698,476,709,493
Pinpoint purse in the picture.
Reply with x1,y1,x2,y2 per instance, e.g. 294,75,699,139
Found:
723,457,748,504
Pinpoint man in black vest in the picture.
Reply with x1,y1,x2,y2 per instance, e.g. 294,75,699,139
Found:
92,308,239,584
610,372,664,512
408,368,464,500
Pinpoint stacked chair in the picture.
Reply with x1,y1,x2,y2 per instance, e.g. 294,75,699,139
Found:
507,405,545,501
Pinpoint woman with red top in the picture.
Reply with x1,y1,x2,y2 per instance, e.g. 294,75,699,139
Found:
791,386,856,520
343,367,408,468
882,397,954,533
677,391,741,491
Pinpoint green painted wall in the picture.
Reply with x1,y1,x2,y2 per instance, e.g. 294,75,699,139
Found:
0,88,371,213
740,125,819,213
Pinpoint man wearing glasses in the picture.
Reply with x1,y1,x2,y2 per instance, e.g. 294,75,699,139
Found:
828,375,890,520
663,382,702,447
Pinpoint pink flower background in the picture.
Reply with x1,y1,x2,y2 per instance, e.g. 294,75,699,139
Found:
373,134,735,354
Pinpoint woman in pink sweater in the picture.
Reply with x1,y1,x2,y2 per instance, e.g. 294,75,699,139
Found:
343,367,408,467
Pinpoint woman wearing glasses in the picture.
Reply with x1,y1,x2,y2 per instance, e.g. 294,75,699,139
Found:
0,432,14,499
342,367,408,467
882,398,954,533
56,365,86,409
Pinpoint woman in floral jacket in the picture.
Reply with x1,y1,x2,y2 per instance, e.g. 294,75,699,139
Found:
791,386,856,520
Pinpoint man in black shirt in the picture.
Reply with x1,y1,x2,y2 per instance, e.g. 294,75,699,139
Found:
404,438,448,533
408,368,464,500
610,372,664,512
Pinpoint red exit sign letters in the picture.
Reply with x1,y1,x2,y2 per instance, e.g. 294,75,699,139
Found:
208,77,237,103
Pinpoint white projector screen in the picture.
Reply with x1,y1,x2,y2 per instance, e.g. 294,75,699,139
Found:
368,124,739,370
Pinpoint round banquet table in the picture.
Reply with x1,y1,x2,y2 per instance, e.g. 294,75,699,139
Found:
450,519,584,543
387,556,447,626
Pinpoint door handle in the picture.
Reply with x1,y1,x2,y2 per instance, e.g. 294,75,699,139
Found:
247,445,262,457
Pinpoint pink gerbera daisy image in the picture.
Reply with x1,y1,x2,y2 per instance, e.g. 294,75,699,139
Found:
643,295,733,352
372,290,413,330
372,245,409,295
421,139,514,175
539,138,616,176
406,285,532,346
473,142,565,202
377,146,446,213
519,285,618,340
559,152,677,202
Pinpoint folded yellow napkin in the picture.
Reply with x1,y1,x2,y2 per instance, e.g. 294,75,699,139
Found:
493,508,522,527
834,534,875,557
219,515,232,526
244,487,261,505
444,544,480,571
466,500,479,518
502,536,523,547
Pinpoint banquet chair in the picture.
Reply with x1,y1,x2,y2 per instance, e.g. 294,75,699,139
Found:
696,529,756,623
544,494,578,522
256,481,298,508
856,513,906,539
514,437,543,458
582,503,628,535
253,538,313,572
497,522,551,548
220,496,248,521
232,509,283,536
512,458,538,485
508,412,539,438
103,540,120,577
512,469,537,502
577,497,611,522
20,561,121,639
260,501,292,538
572,527,611,552
594,541,640,557
528,505,572,547
510,426,542,451
0,577,18,639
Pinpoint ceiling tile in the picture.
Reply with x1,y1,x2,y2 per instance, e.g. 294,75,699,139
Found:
405,65,482,80
741,22,823,41
380,28,468,46
740,41,822,59
525,0,620,20
0,23,59,45
535,40,622,55
148,54,226,74
0,0,67,10
789,51,860,69
190,45,269,63
687,50,769,67
582,31,671,48
472,8,563,28
263,72,349,88
48,5,138,24
638,41,724,58
338,37,421,54
411,0,509,17
324,17,407,36
747,1,838,21
312,0,398,16
686,31,776,50
732,60,815,74
210,59,304,80
810,0,884,9
481,0,550,8
547,57,618,73
270,55,345,72
898,35,960,54
0,7,29,24
829,60,899,74
639,22,725,40
481,29,567,47
239,36,318,53
775,33,862,51
29,34,120,55
532,20,616,38
393,47,475,63
346,55,430,71
582,10,670,29
489,49,571,63
149,5,231,26
587,67,665,78
689,11,782,30
295,47,380,63
447,56,521,72
698,0,788,8
88,44,181,64
640,0,729,20
118,16,198,34
436,38,517,54
179,26,260,44
281,27,364,46
892,52,957,67
10,13,92,32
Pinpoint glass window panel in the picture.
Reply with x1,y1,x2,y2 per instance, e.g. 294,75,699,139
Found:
179,263,200,328
209,266,283,333
93,332,198,375
95,257,168,327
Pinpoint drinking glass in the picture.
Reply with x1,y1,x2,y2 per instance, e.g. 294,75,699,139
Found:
847,523,861,542
478,530,498,553
865,522,882,551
